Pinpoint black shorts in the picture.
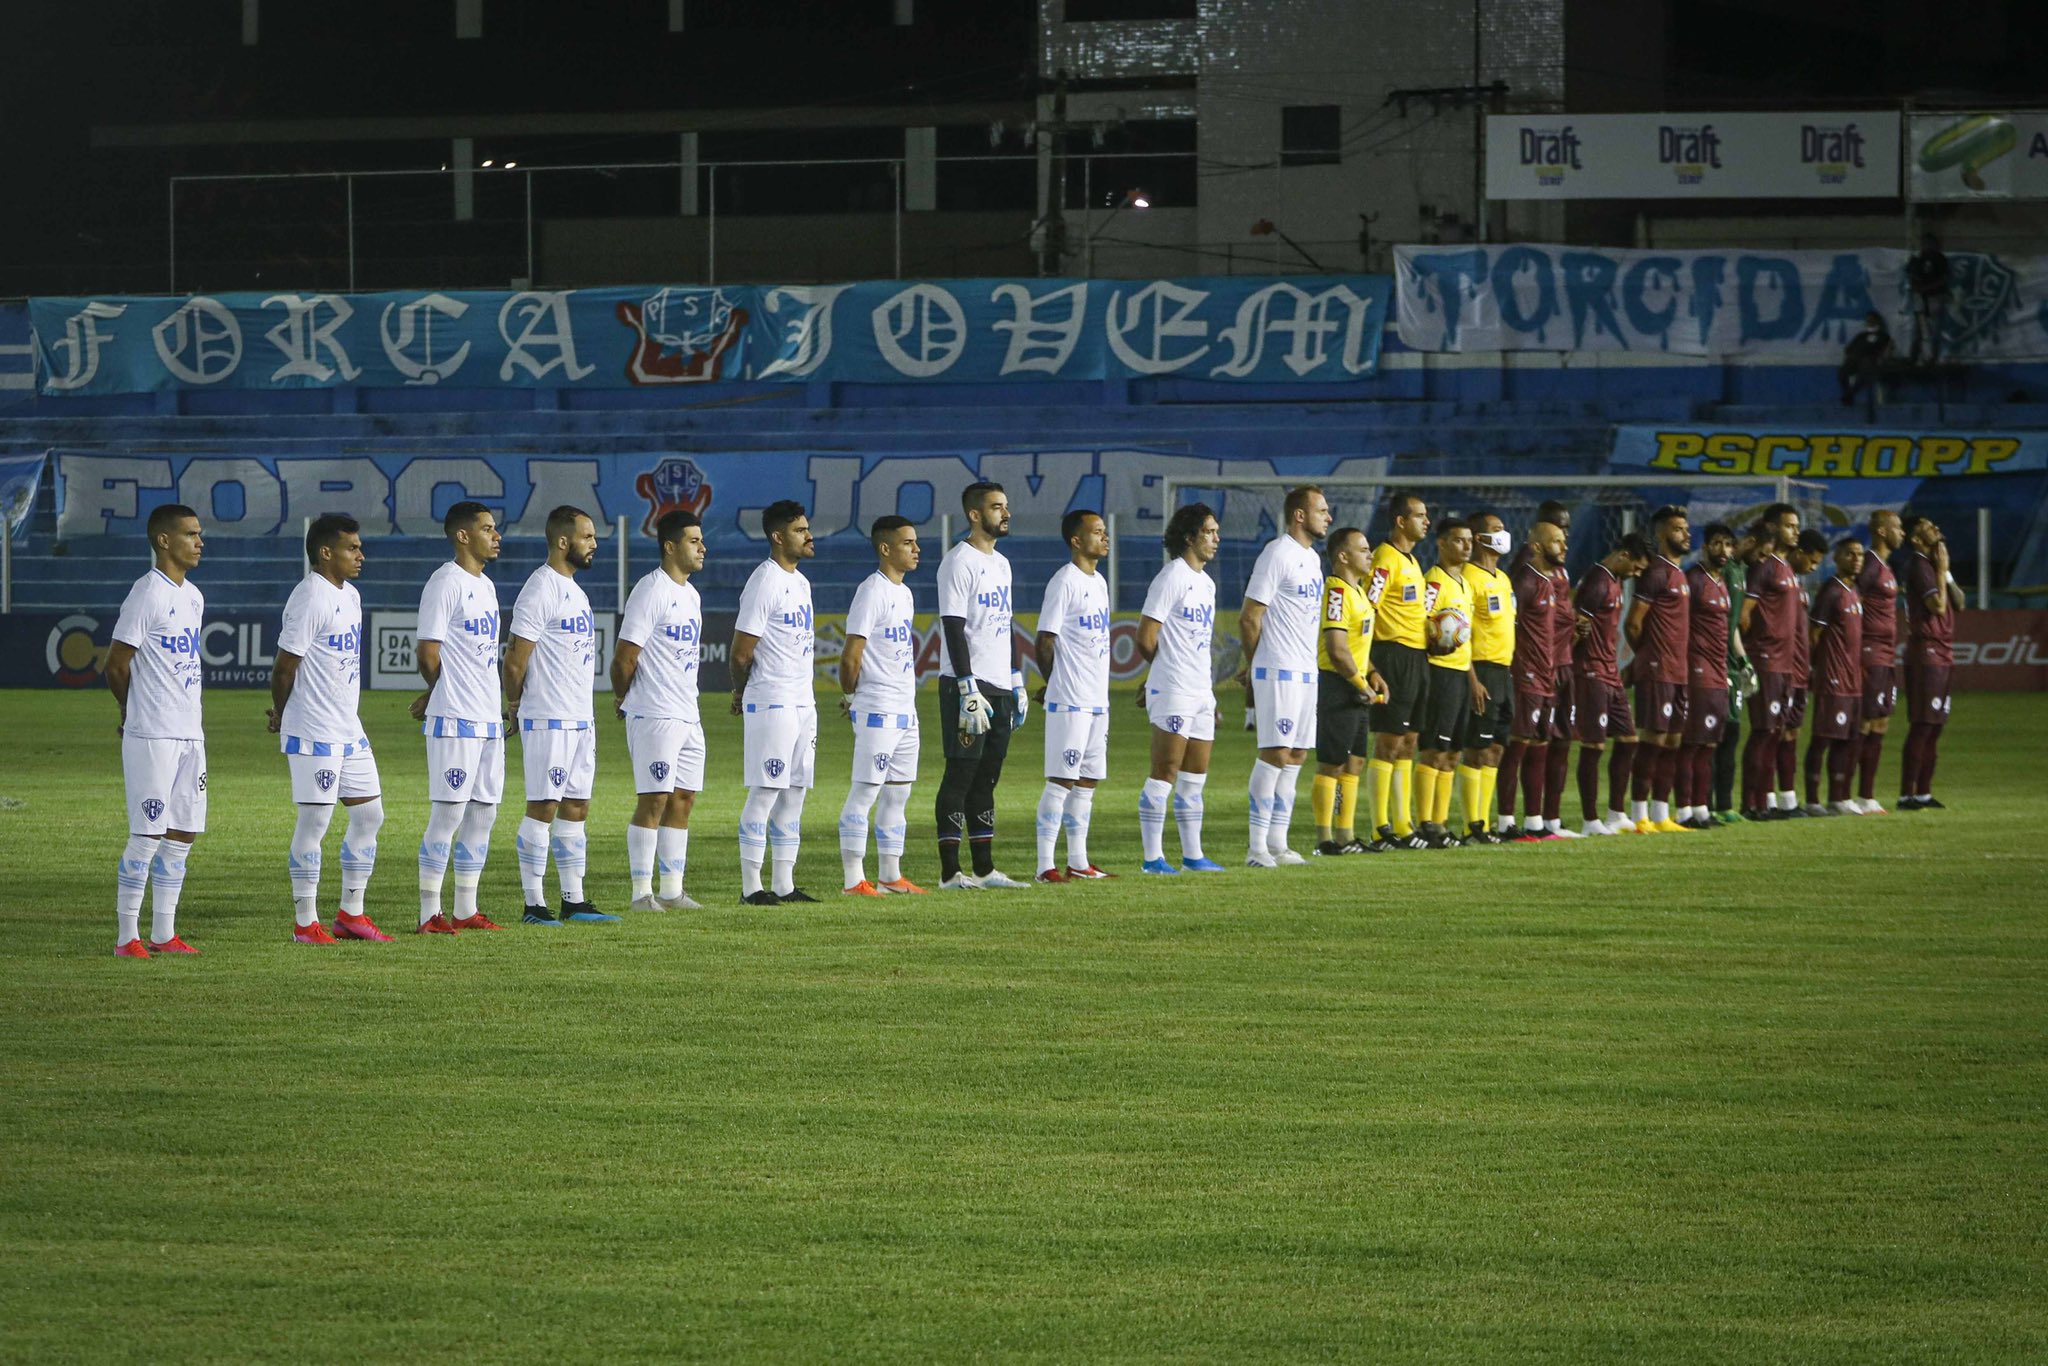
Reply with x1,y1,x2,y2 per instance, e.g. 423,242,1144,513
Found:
1316,670,1374,765
1422,663,1472,753
939,677,1014,762
1370,641,1429,736
1467,661,1513,750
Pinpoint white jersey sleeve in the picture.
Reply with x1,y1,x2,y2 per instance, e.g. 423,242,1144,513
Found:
737,561,816,707
510,565,595,724
417,563,503,727
114,570,205,740
1248,537,1323,672
846,574,918,715
277,575,365,747
618,570,702,722
1041,565,1111,711
1244,539,1284,608
1143,560,1215,700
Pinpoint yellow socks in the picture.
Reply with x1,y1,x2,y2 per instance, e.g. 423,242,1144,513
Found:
1336,773,1360,839
1479,766,1499,829
1311,773,1338,833
1456,763,1484,829
1392,758,1416,836
1415,765,1442,828
1368,758,1395,834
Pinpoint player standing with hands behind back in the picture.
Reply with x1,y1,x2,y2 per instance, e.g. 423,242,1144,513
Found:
732,500,819,905
935,481,1031,890
1136,504,1226,874
1033,510,1116,882
613,509,708,911
1238,485,1332,867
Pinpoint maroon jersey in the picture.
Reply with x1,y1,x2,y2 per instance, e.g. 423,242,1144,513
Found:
1550,568,1576,679
1511,560,1558,686
1633,556,1692,685
1904,551,1954,666
1572,564,1625,686
1685,563,1732,690
1788,581,1812,686
1857,552,1898,664
1743,553,1801,675
1811,577,1865,695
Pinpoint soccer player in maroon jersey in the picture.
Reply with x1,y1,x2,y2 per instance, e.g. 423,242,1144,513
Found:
1782,528,1829,815
1624,506,1695,833
1898,515,1960,809
1681,524,1740,829
1738,503,1803,819
1505,501,1576,837
1806,539,1867,814
1853,510,1903,813
1572,532,1651,835
1505,520,1566,839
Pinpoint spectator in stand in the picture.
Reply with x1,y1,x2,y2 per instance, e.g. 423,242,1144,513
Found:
1839,312,1894,408
1905,232,1952,365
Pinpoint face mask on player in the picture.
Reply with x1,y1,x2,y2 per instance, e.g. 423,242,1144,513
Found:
1479,530,1511,554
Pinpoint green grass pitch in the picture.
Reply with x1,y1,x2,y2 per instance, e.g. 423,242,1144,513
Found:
3,687,2045,1363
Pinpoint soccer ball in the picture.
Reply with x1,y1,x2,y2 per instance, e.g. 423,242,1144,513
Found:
1427,606,1471,656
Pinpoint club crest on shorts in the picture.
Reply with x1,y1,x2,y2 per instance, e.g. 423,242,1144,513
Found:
1661,702,1673,718
1063,747,1081,769
1276,717,1293,736
1705,714,1719,730
1167,714,1185,734
764,757,785,779
444,767,468,791
874,753,891,773
649,760,670,783
142,798,165,822
549,765,567,789
1835,711,1849,726
315,768,337,792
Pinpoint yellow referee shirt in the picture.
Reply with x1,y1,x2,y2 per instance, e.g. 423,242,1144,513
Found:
1317,575,1373,677
1461,561,1515,666
1423,564,1473,670
1367,542,1426,648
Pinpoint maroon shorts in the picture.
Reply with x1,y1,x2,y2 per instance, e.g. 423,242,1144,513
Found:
1682,685,1731,747
1904,664,1954,726
1634,678,1688,736
1511,686,1556,742
1785,685,1809,731
1862,663,1897,719
1749,670,1795,731
1552,669,1575,740
1572,675,1636,744
1809,692,1860,741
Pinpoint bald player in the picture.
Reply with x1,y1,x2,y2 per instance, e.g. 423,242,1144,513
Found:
1807,539,1866,814
1623,505,1694,833
1739,503,1803,819
1852,509,1904,813
1679,523,1739,829
1505,520,1566,840
1898,515,1961,810
1574,533,1651,835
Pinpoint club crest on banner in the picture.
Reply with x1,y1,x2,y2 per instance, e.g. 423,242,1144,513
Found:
617,287,747,385
636,457,715,537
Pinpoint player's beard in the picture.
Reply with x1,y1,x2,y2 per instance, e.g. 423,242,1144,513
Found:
570,548,596,570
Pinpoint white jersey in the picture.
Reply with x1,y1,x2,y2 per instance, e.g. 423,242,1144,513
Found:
111,568,205,740
1141,557,1217,700
509,564,596,725
936,539,1014,680
415,561,503,731
1244,535,1324,674
845,571,918,716
735,559,816,707
1039,562,1112,712
276,572,364,747
617,568,703,723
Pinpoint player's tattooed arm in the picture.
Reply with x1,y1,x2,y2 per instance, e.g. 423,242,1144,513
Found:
269,651,303,733
730,631,760,716
104,642,136,735
610,640,642,720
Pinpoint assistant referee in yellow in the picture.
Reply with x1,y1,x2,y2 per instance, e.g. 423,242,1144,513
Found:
1364,490,1431,851
1310,527,1385,855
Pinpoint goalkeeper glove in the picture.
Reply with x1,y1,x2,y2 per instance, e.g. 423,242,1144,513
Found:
956,677,991,737
1011,669,1029,730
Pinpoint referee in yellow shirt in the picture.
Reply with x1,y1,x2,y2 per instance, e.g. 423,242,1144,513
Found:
1459,511,1516,844
1365,491,1431,851
1311,528,1386,855
1418,519,1477,848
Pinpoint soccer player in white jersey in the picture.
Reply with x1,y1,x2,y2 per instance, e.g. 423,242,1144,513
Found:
613,508,708,912
732,500,819,906
1033,509,1116,882
1238,485,1332,867
1136,503,1227,875
104,504,207,957
268,514,392,945
935,480,1030,890
411,500,507,935
504,506,615,925
838,516,928,897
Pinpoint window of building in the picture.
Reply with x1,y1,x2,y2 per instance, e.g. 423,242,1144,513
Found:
1280,106,1342,167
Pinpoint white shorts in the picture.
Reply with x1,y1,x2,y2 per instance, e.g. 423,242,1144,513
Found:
625,715,706,794
287,748,381,805
850,711,920,785
1146,691,1217,743
742,704,817,790
1043,706,1109,781
520,725,597,802
123,736,208,835
426,734,505,804
1251,669,1318,749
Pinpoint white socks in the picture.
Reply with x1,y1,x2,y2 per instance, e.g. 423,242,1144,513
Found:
738,787,776,897
149,838,190,944
115,833,161,946
840,782,882,887
628,824,658,899
339,798,382,915
418,800,465,923
1247,760,1281,855
451,802,496,920
516,816,551,905
769,787,806,896
873,783,910,884
1035,781,1067,875
1173,771,1209,862
658,827,689,897
289,803,335,926
1062,785,1095,872
1139,778,1171,862
1267,763,1301,854
551,818,587,902
1650,800,1670,824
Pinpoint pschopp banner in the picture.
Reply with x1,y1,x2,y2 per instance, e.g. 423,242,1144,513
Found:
27,275,1390,396
1394,243,2048,359
1611,424,2048,479
1909,112,2048,201
1487,112,1901,200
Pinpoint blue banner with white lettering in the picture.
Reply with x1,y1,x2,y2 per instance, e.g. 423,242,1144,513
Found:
1,451,46,541
1396,243,2048,359
28,276,1390,395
